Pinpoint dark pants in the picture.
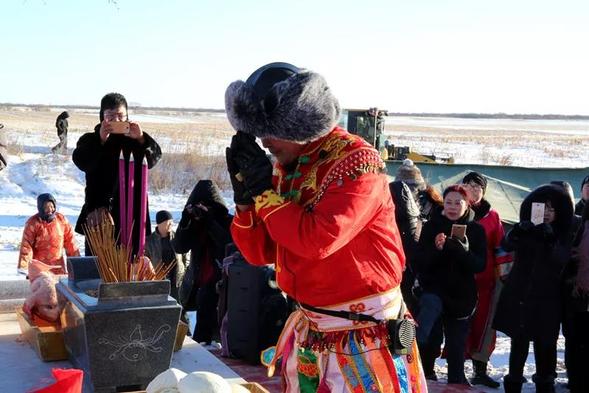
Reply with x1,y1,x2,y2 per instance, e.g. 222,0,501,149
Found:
509,336,556,385
564,312,589,393
417,293,470,383
194,280,219,344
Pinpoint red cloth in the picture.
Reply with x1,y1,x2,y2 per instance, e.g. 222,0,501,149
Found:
466,207,512,359
30,368,83,393
231,128,405,306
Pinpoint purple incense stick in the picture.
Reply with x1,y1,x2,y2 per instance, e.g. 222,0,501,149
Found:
127,154,135,252
138,157,148,257
118,151,127,247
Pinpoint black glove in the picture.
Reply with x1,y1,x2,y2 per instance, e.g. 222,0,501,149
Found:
518,220,535,233
535,222,555,242
226,145,253,205
186,203,212,222
445,235,469,253
230,132,273,198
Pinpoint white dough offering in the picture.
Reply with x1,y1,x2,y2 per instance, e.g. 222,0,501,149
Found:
146,368,187,393
230,383,250,393
177,371,232,393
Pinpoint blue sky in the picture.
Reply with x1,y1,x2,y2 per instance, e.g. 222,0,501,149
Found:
2,0,588,114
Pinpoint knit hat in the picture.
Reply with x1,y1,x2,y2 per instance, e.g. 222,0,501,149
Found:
462,171,488,194
581,175,589,190
395,159,425,190
156,210,173,224
225,62,341,143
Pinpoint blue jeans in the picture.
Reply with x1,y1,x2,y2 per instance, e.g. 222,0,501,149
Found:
416,292,470,383
416,293,443,345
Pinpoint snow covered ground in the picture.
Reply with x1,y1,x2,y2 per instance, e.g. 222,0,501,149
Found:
0,110,583,391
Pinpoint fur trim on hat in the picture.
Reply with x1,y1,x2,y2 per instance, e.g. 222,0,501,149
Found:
395,159,425,189
225,71,341,143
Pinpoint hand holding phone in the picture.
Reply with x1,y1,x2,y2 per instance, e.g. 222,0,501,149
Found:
531,202,545,225
451,224,467,241
109,121,130,134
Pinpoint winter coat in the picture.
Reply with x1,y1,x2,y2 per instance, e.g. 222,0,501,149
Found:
415,208,487,319
575,199,586,216
72,125,161,253
465,198,512,359
417,186,443,223
18,212,80,273
55,111,69,137
493,184,574,341
562,213,589,322
173,180,233,311
389,180,422,260
144,229,188,301
471,199,512,284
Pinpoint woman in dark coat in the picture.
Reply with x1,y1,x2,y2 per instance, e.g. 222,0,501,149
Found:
72,93,161,256
415,184,487,384
173,180,232,344
493,184,574,393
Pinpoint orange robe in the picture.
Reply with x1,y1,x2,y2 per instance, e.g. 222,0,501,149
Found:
18,213,80,274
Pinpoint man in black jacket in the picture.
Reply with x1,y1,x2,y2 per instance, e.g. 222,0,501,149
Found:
72,93,161,255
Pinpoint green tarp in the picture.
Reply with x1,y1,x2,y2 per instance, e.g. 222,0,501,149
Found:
386,162,589,224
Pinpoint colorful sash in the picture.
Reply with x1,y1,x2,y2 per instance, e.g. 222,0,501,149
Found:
261,287,428,392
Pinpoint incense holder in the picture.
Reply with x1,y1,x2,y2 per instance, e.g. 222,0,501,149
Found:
57,257,181,392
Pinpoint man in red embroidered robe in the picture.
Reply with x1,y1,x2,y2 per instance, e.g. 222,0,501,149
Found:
225,62,427,392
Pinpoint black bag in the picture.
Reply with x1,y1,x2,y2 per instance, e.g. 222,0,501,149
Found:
226,256,288,364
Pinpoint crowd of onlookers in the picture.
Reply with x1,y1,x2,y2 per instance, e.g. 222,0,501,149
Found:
390,159,589,393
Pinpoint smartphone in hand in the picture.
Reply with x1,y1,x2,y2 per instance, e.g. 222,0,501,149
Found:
451,224,467,241
531,202,545,225
109,121,130,134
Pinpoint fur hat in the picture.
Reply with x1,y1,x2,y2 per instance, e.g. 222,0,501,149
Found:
462,171,488,193
224,62,341,143
155,210,173,224
395,159,425,190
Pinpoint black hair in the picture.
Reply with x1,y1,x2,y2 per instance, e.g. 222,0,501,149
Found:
99,93,128,121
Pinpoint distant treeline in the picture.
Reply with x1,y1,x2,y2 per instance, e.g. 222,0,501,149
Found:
2,103,588,120
386,112,589,120
0,103,225,114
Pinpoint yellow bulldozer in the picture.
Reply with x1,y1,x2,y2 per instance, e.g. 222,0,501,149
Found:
339,108,454,164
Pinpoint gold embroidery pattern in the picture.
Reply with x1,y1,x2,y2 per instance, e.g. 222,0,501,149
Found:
255,190,286,212
299,134,352,193
306,148,386,210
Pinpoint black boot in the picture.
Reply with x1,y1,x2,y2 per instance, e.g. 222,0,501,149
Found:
503,375,524,393
419,347,438,381
533,374,555,393
470,360,500,388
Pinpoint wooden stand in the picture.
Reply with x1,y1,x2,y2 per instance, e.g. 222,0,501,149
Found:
16,307,67,361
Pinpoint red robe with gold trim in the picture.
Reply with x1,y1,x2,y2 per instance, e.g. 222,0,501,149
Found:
231,127,405,306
